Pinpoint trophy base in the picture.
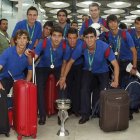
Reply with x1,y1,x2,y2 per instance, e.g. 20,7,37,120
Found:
57,129,69,136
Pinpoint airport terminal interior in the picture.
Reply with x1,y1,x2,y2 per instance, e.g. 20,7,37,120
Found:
0,0,140,140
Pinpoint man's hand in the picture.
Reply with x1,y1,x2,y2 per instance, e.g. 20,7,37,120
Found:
56,77,66,89
111,80,119,88
25,49,35,58
100,24,109,32
130,68,137,75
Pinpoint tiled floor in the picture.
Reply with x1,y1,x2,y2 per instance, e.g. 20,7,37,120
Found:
0,113,140,140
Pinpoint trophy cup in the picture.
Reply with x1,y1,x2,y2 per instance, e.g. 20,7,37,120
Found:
56,99,71,136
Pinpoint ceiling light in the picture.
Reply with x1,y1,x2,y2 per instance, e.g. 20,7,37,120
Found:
77,9,89,14
121,19,134,23
78,23,82,26
101,14,120,19
77,19,82,22
125,15,138,19
137,5,140,8
104,9,125,14
9,0,18,1
49,9,71,14
15,3,30,8
130,10,140,15
53,15,72,18
76,1,101,8
107,2,131,8
45,1,70,8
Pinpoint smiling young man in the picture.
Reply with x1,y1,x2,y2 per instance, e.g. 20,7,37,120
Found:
42,21,53,39
33,26,70,125
106,14,137,88
11,6,42,49
129,17,140,72
58,28,84,116
79,3,108,38
78,27,119,124
0,30,32,94
57,9,70,39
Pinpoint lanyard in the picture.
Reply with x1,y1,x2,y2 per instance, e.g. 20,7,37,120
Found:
134,35,140,50
88,45,96,71
115,36,121,53
50,48,54,65
26,22,35,40
63,24,68,38
0,30,10,44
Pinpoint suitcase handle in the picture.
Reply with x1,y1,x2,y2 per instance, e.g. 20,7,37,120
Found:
32,57,36,84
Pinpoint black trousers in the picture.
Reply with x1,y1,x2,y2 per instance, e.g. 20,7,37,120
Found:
36,66,66,118
1,77,14,94
80,70,109,118
66,64,82,113
119,60,132,89
137,60,140,73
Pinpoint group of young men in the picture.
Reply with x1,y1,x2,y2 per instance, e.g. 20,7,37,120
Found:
0,2,140,126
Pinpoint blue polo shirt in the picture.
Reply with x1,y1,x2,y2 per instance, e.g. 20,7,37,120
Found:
79,18,107,36
35,38,70,68
129,28,140,60
107,30,135,60
83,40,115,73
67,39,84,65
0,46,32,80
12,20,42,49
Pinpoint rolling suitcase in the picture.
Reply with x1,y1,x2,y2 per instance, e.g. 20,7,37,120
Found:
13,57,37,140
0,90,10,137
13,80,37,140
99,89,129,132
45,74,58,117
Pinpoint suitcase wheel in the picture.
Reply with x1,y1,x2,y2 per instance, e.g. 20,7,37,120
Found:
5,133,10,137
17,135,22,140
32,134,37,139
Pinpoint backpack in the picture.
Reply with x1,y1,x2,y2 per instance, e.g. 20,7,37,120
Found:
105,30,127,42
125,80,140,110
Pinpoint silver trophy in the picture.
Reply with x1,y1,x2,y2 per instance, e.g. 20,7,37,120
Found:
56,99,71,136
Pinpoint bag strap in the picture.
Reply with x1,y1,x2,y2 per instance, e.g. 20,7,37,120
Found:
85,19,89,28
104,46,111,58
62,40,66,50
42,38,47,49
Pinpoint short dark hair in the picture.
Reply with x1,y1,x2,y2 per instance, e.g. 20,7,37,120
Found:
119,22,127,29
71,20,78,26
57,9,68,17
27,6,38,15
43,21,53,28
67,28,78,37
89,2,100,9
135,17,140,23
14,30,30,44
0,18,8,25
51,25,63,36
107,14,118,26
83,27,97,37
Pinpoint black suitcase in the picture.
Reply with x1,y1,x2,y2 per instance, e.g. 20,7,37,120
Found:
99,89,129,132
0,89,10,137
